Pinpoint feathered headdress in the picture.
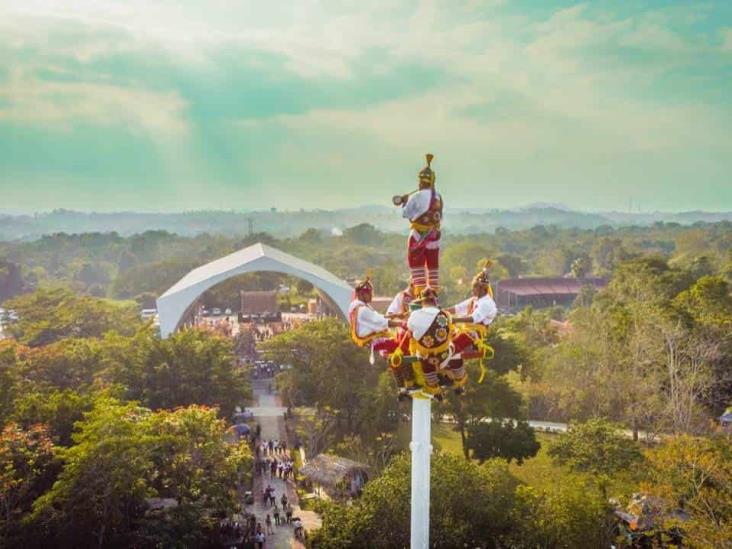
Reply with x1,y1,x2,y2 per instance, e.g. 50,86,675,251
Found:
472,259,493,287
354,276,374,294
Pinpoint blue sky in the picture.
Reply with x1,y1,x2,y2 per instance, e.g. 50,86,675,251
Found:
0,0,730,212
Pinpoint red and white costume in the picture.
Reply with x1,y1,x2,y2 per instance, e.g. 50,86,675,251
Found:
452,294,498,327
407,305,452,392
403,188,442,292
449,293,498,383
348,298,404,362
387,288,415,317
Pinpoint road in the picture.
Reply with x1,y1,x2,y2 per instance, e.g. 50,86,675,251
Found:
442,416,657,441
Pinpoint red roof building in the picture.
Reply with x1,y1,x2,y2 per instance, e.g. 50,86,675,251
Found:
494,277,607,311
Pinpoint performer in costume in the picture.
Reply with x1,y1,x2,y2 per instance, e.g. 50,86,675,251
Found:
349,278,403,355
396,154,443,294
386,282,417,318
406,287,453,398
447,261,498,391
348,278,413,387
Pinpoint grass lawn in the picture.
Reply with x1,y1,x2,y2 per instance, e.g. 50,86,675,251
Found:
430,423,639,499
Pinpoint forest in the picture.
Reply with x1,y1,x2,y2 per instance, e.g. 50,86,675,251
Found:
1,220,731,547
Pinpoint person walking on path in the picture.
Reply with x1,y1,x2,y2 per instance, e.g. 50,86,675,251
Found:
273,503,281,526
285,503,293,524
255,524,265,549
293,517,304,541
265,514,273,535
280,493,288,508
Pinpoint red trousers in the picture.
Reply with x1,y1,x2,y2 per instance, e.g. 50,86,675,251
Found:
372,329,410,358
445,332,476,385
408,230,440,291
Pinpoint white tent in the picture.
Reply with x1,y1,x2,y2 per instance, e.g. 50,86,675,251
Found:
156,243,353,338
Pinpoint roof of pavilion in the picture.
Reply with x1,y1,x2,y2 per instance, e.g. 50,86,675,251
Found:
300,454,370,487
159,243,351,300
496,277,607,297
156,243,354,337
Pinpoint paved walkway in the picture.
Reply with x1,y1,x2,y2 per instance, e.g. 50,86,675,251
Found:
245,386,321,548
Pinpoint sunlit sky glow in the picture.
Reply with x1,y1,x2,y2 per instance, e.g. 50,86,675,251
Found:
0,0,730,212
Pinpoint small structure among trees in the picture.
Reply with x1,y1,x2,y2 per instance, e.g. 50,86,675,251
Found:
300,454,370,499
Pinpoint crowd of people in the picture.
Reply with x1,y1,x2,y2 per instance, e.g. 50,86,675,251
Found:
250,361,280,379
248,324,278,342
255,439,295,479
256,455,295,481
243,437,305,546
249,513,304,547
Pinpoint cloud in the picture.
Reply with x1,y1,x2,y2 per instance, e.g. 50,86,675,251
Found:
0,67,189,135
0,0,730,211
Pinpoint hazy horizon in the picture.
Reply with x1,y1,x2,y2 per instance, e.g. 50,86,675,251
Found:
1,1,731,212
3,203,732,216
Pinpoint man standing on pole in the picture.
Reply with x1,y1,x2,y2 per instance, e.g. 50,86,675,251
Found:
396,154,443,295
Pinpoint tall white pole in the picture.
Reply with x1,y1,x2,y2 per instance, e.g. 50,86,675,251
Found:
410,396,432,549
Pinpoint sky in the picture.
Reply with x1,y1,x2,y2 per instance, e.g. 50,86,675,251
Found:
0,0,730,213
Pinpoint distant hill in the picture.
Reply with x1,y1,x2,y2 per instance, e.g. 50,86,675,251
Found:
1,207,731,240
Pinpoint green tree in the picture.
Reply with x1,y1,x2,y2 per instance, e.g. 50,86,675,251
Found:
116,248,138,273
102,328,250,417
466,420,540,464
643,434,732,548
310,452,519,548
438,330,528,459
5,287,140,346
570,255,591,279
590,237,628,275
112,259,197,300
342,223,383,246
0,259,25,302
441,241,494,279
72,261,112,289
0,340,19,424
496,254,525,278
147,405,252,504
29,397,155,547
0,423,58,542
263,319,376,436
548,418,643,498
11,389,95,447
508,478,613,548
18,337,104,391
29,397,252,548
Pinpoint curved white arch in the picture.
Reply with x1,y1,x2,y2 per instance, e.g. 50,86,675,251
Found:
156,243,353,338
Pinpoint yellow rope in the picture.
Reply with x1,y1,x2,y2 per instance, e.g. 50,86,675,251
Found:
474,339,495,384
389,348,403,368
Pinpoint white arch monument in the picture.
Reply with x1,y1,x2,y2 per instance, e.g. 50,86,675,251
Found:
156,242,353,338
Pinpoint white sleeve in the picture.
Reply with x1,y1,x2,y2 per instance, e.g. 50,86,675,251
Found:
356,306,389,337
472,295,497,325
402,190,431,221
407,308,437,341
453,298,472,317
386,293,403,316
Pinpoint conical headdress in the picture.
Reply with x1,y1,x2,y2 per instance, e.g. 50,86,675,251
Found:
418,153,436,186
